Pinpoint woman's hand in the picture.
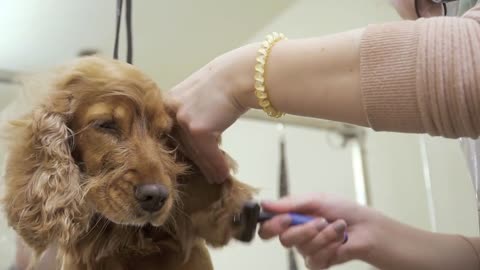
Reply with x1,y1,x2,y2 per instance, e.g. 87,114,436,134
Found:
166,44,258,183
261,193,480,270
389,0,443,20
259,194,380,269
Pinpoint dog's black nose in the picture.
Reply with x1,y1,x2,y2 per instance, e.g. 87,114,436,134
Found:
134,184,169,212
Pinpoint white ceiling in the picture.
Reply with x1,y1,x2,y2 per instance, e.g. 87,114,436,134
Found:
0,0,295,90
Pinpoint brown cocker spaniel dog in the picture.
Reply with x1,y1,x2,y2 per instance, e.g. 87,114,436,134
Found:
1,56,254,270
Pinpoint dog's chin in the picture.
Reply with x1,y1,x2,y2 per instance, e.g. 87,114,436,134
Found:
148,213,169,227
100,202,173,227
101,213,170,228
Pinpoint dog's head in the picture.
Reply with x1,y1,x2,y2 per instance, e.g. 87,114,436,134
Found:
67,57,185,227
2,56,225,256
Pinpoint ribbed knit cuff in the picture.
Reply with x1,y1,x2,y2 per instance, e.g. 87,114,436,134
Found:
360,21,424,133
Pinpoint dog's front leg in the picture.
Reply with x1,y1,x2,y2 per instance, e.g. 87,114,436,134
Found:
120,242,213,270
174,243,214,270
62,255,128,270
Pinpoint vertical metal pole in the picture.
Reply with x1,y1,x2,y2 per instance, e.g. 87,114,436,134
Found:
350,132,372,206
419,136,438,232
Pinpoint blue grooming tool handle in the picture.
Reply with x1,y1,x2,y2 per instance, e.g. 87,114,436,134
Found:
289,213,349,244
288,213,315,225
260,211,349,244
258,211,314,225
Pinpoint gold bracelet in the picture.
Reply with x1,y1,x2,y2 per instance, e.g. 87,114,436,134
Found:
254,32,287,118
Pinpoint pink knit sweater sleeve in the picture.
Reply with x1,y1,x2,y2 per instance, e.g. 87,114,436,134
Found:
360,5,480,138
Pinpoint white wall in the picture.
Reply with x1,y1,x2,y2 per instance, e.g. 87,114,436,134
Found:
422,136,478,235
0,83,18,269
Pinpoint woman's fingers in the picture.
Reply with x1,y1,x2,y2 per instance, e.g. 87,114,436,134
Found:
261,195,321,214
305,240,344,270
258,214,292,239
165,92,230,183
258,194,380,269
259,215,348,254
261,218,349,269
190,134,229,183
177,120,229,184
278,218,328,248
296,220,347,256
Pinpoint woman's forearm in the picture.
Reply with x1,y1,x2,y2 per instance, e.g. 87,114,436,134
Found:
227,12,480,138
231,28,368,127
366,214,480,270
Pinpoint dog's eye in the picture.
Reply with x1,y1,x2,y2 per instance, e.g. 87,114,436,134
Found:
95,120,118,133
156,133,167,142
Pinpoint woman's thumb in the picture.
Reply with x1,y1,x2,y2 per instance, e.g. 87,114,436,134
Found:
261,195,322,214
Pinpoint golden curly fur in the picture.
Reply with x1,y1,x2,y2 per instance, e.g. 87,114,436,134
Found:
1,56,254,270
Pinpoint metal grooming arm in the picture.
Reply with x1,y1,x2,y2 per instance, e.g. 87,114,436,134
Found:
0,69,19,84
243,110,372,206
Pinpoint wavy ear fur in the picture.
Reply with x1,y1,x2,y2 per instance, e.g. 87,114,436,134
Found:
2,82,88,258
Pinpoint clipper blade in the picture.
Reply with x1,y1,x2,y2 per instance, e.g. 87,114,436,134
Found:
232,201,261,243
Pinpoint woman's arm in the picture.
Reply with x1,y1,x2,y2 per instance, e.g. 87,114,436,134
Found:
228,9,480,138
367,215,480,270
229,29,368,127
259,195,480,270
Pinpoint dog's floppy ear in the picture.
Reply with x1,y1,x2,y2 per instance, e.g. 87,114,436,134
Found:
2,79,88,257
